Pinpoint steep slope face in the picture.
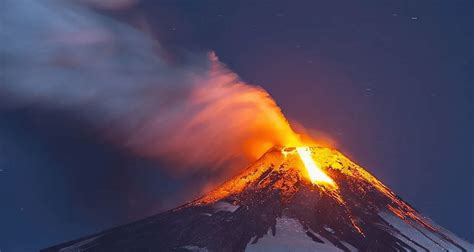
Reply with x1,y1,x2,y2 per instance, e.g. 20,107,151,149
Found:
43,146,472,252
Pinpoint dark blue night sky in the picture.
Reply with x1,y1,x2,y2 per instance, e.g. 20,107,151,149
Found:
0,1,472,251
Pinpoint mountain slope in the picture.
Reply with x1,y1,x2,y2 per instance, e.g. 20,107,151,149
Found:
43,146,473,252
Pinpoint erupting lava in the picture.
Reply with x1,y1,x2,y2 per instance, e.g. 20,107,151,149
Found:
281,146,337,187
295,146,336,186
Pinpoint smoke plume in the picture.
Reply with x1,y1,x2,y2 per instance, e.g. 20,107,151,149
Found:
0,0,302,174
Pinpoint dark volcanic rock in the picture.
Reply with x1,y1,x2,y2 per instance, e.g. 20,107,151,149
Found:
43,147,473,252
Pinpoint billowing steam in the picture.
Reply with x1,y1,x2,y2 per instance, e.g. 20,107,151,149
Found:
1,0,302,173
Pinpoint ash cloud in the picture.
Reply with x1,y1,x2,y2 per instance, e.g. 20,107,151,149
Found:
0,0,300,175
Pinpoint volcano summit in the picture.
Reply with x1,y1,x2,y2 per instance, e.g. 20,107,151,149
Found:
43,146,472,251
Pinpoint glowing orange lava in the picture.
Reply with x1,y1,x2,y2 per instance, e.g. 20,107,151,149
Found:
296,147,336,186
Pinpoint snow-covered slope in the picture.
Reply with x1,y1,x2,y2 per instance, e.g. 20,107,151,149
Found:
246,217,353,252
43,146,473,252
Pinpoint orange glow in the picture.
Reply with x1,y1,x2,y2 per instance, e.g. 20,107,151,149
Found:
296,147,336,186
192,145,435,235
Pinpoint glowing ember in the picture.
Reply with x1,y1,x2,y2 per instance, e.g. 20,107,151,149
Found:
296,147,336,186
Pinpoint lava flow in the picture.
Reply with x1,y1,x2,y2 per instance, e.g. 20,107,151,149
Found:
290,146,336,187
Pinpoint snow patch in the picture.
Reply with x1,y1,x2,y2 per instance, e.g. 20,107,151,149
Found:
379,211,470,252
340,241,358,252
308,229,357,252
423,217,474,251
213,201,239,213
246,217,343,252
324,225,335,234
59,235,101,252
181,245,209,252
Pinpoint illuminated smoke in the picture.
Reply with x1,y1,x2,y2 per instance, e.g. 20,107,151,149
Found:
0,0,302,174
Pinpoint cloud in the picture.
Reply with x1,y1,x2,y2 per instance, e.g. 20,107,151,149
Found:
0,0,301,175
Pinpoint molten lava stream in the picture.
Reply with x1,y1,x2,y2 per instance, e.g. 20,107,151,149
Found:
295,147,336,187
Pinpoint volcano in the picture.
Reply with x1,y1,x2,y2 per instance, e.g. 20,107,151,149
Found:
43,146,472,252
